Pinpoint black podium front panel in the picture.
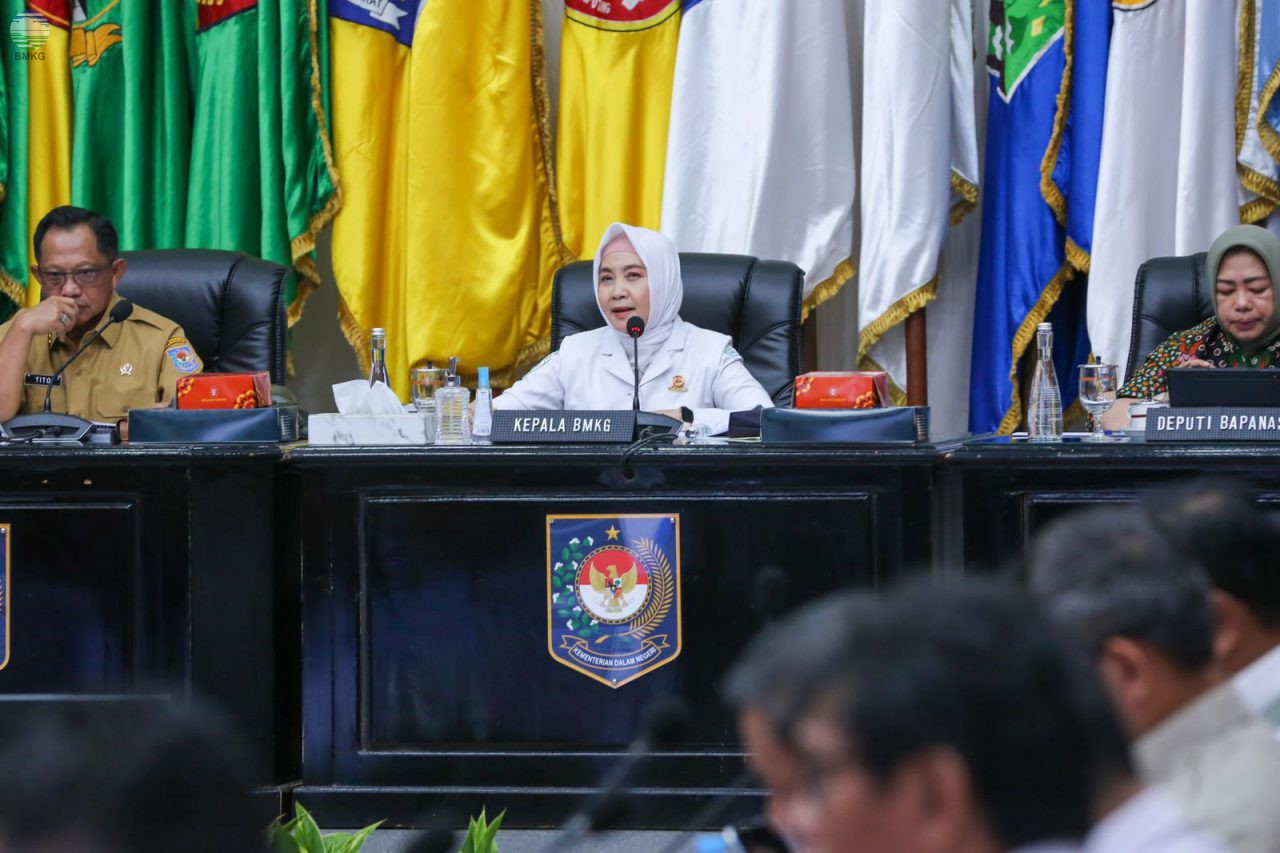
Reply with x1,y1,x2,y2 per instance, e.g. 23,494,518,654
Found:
0,445,284,797
286,443,944,828
949,437,1280,571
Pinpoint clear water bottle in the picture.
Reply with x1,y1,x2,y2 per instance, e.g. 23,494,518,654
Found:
471,366,493,444
1027,322,1063,442
368,327,389,387
434,356,471,445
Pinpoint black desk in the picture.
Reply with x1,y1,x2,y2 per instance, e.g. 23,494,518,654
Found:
11,435,1277,831
949,437,1280,570
283,442,946,828
0,444,286,799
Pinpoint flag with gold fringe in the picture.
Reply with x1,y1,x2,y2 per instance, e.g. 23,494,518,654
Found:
1237,0,1280,225
1088,0,1238,379
659,0,856,318
1259,0,1280,181
69,0,191,252
329,0,567,397
556,0,681,259
970,0,1100,435
186,0,339,324
0,0,72,315
858,0,977,405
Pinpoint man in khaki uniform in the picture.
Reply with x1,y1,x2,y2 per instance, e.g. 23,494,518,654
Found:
0,206,201,425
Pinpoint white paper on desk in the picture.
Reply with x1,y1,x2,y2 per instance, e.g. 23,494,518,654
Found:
332,379,404,415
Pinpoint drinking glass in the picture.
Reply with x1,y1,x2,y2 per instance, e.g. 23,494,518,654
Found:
1078,363,1119,441
411,366,447,443
411,366,446,407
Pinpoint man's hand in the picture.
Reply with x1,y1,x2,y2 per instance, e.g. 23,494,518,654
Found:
16,295,78,342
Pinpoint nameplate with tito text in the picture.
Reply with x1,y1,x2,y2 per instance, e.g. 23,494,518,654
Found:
1145,407,1280,442
492,410,636,443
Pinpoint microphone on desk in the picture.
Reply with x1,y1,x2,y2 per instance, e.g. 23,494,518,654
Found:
43,299,134,412
627,315,644,413
538,695,690,853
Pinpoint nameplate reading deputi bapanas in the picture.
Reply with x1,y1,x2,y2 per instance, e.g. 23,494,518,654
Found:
1145,407,1280,442
491,410,636,443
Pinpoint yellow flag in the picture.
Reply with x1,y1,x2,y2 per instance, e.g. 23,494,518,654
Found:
556,0,681,259
25,3,73,307
329,0,568,396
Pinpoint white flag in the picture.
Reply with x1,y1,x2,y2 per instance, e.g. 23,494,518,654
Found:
1088,0,1238,378
857,0,979,400
659,0,856,315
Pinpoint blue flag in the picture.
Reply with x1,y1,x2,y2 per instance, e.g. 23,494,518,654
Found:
1259,0,1280,158
970,0,1109,434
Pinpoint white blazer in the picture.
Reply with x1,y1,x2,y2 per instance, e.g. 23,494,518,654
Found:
493,320,774,435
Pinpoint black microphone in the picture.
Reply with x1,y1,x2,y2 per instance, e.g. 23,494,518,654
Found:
626,315,644,413
42,299,134,412
540,695,690,853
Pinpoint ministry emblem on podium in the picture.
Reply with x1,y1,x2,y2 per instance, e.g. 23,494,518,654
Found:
547,514,681,688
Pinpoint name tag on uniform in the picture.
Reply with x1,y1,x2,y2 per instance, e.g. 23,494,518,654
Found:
23,373,61,388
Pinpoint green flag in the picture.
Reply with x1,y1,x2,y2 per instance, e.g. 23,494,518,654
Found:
69,0,191,250
0,0,25,318
185,0,339,324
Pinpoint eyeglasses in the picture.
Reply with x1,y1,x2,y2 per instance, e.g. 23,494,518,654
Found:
39,263,114,288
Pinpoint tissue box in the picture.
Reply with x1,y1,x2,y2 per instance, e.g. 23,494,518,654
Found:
308,413,427,445
794,371,889,409
176,372,272,410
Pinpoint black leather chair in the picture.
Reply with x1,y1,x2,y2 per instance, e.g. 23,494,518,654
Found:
117,249,288,384
1124,252,1211,379
552,253,804,406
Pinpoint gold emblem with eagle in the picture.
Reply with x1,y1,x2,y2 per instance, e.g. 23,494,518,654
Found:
575,545,652,625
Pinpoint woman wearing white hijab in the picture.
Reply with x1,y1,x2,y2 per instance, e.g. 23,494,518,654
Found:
493,223,773,435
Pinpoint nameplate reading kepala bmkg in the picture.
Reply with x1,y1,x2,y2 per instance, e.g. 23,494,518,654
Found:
491,410,636,443
1145,407,1280,442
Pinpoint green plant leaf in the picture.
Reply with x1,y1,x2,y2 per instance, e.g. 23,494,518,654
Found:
340,821,384,852
561,547,570,561
292,803,326,853
480,809,505,849
271,826,303,853
322,832,353,851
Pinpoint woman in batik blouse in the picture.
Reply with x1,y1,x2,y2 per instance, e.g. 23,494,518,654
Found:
1102,224,1280,429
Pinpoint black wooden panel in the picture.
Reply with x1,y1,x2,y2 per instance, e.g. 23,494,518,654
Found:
0,500,140,694
289,444,943,828
952,438,1280,571
0,446,282,791
358,491,875,753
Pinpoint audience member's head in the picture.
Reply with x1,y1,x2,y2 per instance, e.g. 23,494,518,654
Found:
1142,478,1280,674
1026,505,1219,738
724,593,878,846
0,700,266,853
726,581,1098,853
